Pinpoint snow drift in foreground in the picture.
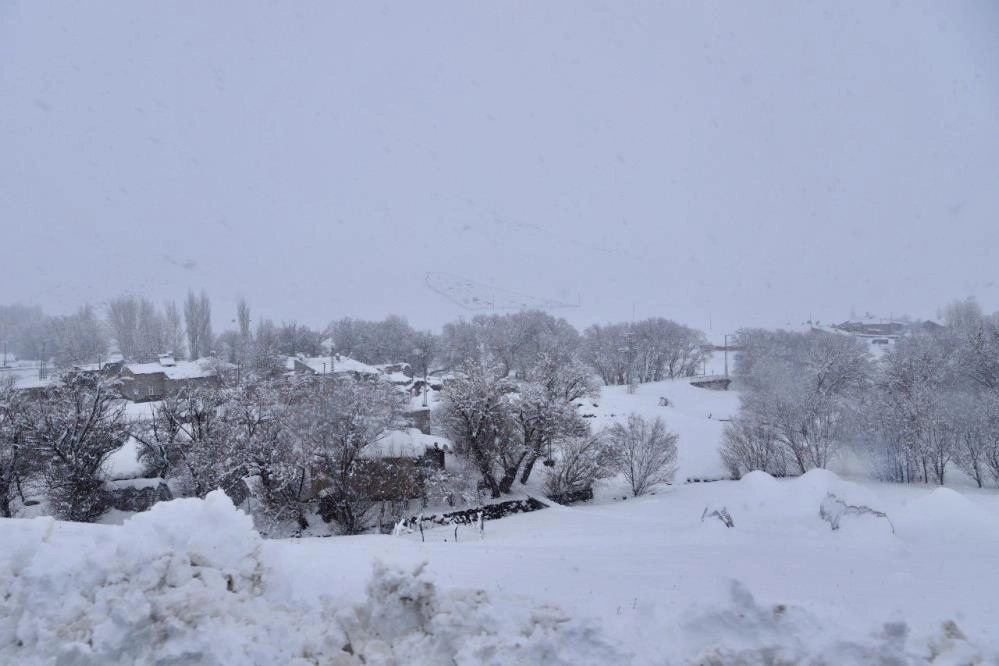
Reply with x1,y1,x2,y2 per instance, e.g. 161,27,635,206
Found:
2,480,995,665
0,491,623,665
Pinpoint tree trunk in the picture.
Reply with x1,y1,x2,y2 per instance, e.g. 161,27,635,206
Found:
519,452,540,484
498,451,528,494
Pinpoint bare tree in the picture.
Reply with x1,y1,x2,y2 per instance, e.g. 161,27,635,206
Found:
0,376,34,517
605,414,678,496
436,361,522,497
730,329,870,474
137,382,239,498
107,296,140,360
50,304,108,368
184,290,213,359
32,374,128,522
163,301,186,359
513,355,596,484
721,416,788,479
237,298,252,340
544,433,613,500
287,375,405,533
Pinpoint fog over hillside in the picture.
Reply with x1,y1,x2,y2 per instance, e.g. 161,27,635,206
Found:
2,1,998,332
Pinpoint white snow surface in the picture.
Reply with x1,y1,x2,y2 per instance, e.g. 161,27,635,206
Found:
0,492,623,665
3,474,998,664
583,379,740,481
363,428,450,460
103,437,145,480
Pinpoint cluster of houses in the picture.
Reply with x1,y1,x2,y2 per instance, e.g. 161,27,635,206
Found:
1,351,453,523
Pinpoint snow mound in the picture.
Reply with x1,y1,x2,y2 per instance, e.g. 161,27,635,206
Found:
895,487,999,541
680,580,986,665
336,560,628,665
0,493,625,665
730,470,885,526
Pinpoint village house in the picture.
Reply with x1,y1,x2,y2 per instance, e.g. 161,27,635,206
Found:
118,354,225,402
288,353,382,379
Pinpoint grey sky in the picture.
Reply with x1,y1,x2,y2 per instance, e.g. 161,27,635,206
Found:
2,1,998,335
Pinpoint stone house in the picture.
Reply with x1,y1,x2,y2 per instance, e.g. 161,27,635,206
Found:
119,354,224,402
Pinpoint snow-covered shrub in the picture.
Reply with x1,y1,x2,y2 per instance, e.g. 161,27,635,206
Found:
544,433,613,502
604,413,678,496
819,492,895,534
701,505,735,528
720,416,789,479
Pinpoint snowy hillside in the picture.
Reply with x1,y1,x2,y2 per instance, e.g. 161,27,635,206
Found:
582,378,740,483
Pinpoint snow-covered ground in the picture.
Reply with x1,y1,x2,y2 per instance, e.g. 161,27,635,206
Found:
3,375,998,664
582,377,740,482
4,472,997,664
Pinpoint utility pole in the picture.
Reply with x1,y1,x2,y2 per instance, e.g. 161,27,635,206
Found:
724,333,729,378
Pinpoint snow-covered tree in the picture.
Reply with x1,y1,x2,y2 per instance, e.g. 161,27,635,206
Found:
605,414,678,496
0,376,34,517
544,433,614,500
436,361,521,497
720,415,788,479
50,304,108,367
580,322,633,386
438,311,579,377
287,375,405,533
163,301,187,360
138,382,240,499
31,374,128,522
512,355,597,484
184,290,213,359
731,329,871,474
581,318,707,385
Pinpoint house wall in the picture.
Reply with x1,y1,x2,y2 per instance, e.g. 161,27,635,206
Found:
120,372,166,402
407,408,432,435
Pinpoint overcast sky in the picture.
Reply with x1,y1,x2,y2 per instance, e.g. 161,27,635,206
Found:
2,1,998,336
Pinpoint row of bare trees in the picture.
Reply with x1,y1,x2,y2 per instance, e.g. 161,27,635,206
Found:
581,318,708,385
437,356,678,500
723,299,999,487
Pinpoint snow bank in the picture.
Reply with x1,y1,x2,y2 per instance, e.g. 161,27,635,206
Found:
0,492,626,665
678,580,983,665
103,437,145,480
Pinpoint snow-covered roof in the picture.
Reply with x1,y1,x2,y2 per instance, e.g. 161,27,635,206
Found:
362,428,450,460
291,355,380,376
1,366,58,391
381,371,414,385
124,359,218,380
